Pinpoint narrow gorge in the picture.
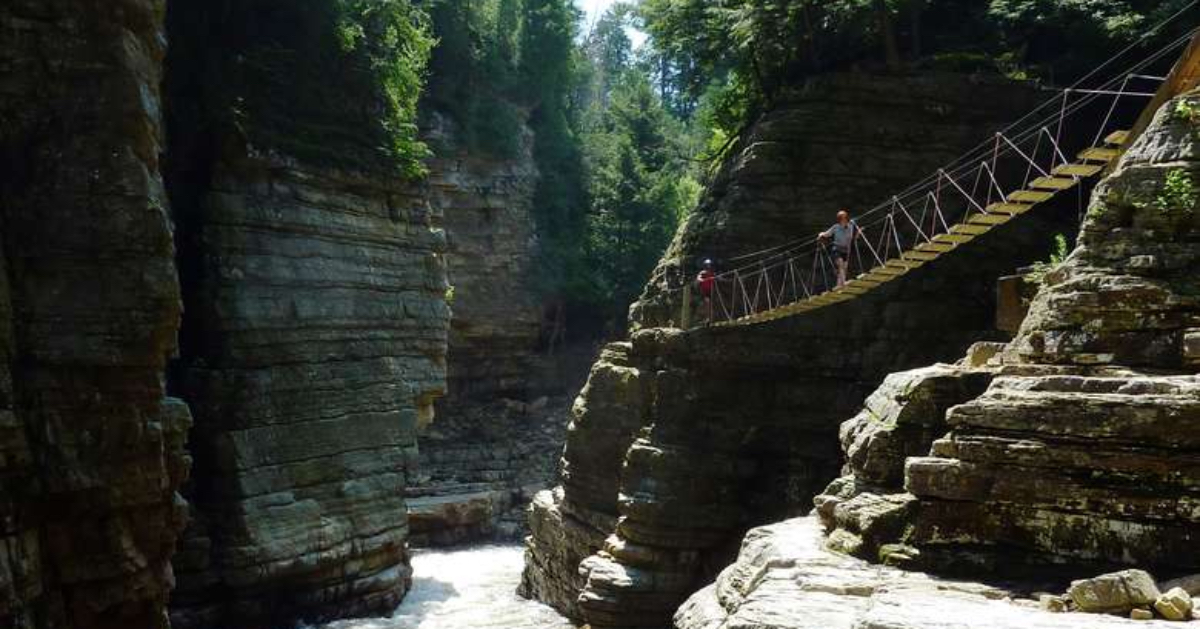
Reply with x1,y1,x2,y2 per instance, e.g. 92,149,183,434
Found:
1,1,1198,629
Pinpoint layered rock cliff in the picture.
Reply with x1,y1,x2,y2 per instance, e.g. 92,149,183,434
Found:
521,72,1077,627
165,154,449,629
405,118,576,547
0,1,192,628
162,3,450,628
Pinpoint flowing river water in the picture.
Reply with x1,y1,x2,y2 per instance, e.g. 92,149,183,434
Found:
317,545,573,629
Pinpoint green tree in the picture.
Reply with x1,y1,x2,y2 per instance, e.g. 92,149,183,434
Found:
519,0,591,298
581,68,699,328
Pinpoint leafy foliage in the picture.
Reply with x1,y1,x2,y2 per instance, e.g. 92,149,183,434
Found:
580,72,700,325
1157,169,1198,217
180,0,435,177
424,0,525,157
637,0,1198,144
1027,233,1072,286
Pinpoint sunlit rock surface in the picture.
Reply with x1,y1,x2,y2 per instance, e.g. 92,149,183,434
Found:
675,517,1190,629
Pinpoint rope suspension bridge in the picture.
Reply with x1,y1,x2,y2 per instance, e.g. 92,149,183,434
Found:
678,14,1200,330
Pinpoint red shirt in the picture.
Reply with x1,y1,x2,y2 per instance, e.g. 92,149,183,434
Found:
697,269,715,296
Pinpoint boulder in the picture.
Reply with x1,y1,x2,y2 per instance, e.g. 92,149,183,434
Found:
1154,587,1193,621
1067,570,1161,615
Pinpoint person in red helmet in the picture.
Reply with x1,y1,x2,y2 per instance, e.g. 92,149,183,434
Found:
818,209,860,288
696,259,716,323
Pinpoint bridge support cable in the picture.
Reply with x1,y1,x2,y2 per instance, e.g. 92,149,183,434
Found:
667,27,1200,328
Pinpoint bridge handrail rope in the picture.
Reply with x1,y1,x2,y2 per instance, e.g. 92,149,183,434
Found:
675,13,1200,328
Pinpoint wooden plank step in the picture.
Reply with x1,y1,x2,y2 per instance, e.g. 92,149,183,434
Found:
951,223,993,236
1008,189,1056,203
1079,147,1121,162
1029,176,1078,191
861,275,896,287
861,270,898,283
903,250,941,262
969,213,1014,226
810,294,846,306
1104,130,1130,146
868,265,908,277
985,202,1034,215
838,285,872,296
852,276,885,287
933,233,976,245
1053,163,1104,178
916,241,956,253
845,278,879,290
886,258,925,270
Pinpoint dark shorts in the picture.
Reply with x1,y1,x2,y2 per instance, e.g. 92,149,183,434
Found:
829,247,847,263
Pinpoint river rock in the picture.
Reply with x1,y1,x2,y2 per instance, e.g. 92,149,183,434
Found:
1067,570,1161,615
1161,576,1200,597
1155,587,1193,621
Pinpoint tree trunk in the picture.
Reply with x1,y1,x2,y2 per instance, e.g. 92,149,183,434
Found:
874,0,902,71
910,0,924,60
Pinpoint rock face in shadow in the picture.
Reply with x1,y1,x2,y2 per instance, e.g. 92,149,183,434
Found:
0,1,192,628
165,153,449,629
521,72,1066,628
162,4,450,627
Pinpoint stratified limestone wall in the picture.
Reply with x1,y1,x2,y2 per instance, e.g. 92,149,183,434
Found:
0,1,192,628
902,90,1200,571
167,155,449,629
406,117,571,546
428,116,543,404
522,72,1064,628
